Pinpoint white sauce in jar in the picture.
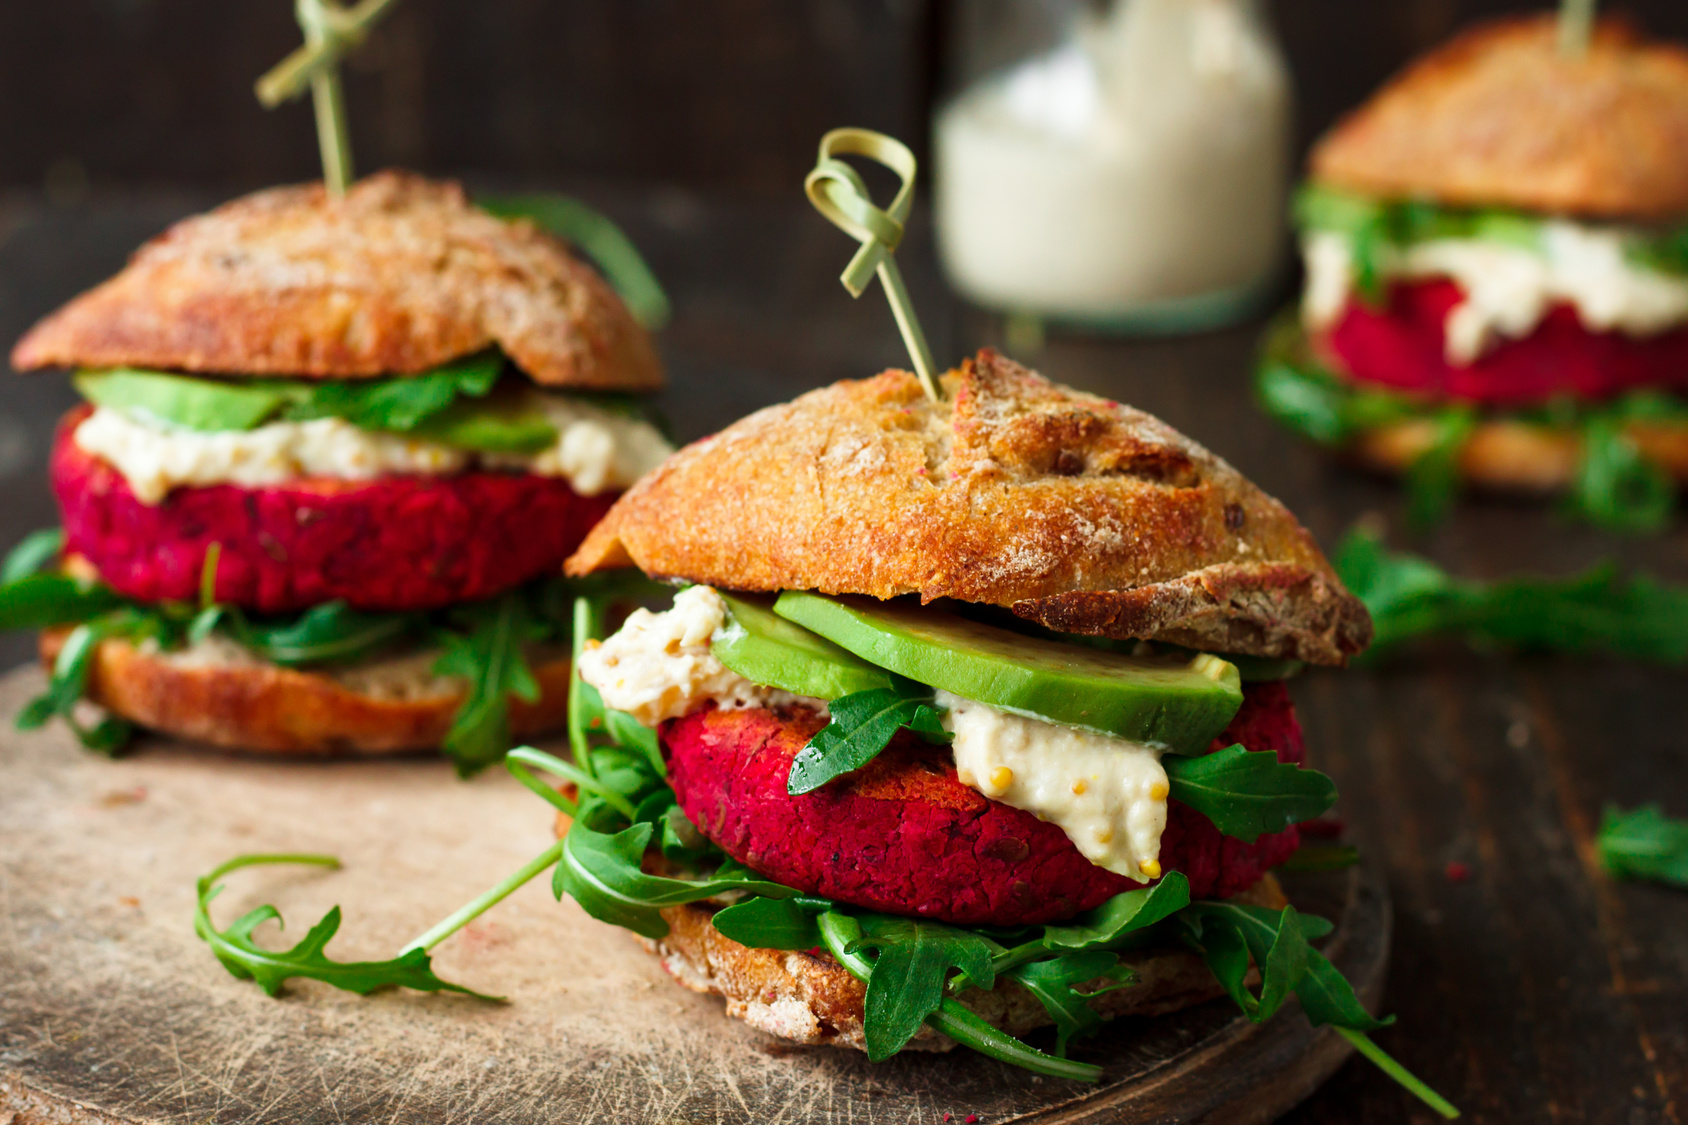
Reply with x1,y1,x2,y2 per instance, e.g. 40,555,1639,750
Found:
935,0,1290,318
939,690,1168,883
74,393,672,505
577,586,824,728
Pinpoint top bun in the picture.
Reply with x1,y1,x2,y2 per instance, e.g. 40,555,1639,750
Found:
11,171,662,389
568,350,1370,666
1310,15,1688,221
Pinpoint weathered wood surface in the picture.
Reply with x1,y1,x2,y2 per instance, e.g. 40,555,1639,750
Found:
3,191,1688,1120
0,668,1385,1125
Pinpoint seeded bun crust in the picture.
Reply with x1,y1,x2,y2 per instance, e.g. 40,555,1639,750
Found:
1310,16,1688,221
38,627,572,755
1348,415,1688,493
569,350,1370,665
637,877,1287,1052
10,171,662,390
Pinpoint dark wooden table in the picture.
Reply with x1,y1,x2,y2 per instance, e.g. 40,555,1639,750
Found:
2,186,1684,1122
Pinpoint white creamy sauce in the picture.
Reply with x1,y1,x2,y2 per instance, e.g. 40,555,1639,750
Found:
576,586,824,728
1302,225,1688,364
74,393,672,506
935,0,1290,316
938,690,1168,883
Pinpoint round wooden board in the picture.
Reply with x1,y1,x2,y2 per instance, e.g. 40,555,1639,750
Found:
0,667,1390,1125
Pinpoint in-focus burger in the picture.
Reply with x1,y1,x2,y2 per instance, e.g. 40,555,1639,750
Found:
538,350,1450,1111
1,171,672,768
1259,16,1688,529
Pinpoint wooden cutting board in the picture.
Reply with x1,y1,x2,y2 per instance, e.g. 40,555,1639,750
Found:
0,667,1389,1124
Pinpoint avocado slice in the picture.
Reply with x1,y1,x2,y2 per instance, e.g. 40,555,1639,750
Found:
75,368,296,432
773,591,1242,750
712,593,893,701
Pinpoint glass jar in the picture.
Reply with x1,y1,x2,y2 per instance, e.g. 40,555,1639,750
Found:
934,0,1294,334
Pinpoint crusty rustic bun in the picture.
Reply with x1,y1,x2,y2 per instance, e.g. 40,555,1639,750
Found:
11,171,662,390
1311,15,1688,221
1348,415,1688,493
637,877,1287,1052
38,627,572,755
569,349,1370,666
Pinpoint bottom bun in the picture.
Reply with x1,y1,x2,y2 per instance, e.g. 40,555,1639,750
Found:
640,875,1287,1052
38,628,572,754
1350,416,1688,493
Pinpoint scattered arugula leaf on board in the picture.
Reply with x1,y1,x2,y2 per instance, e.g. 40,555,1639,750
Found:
1335,525,1688,663
194,854,497,1000
1404,409,1475,532
786,676,951,795
1162,745,1338,843
1597,805,1688,888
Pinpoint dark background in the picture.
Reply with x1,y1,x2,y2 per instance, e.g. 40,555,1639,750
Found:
2,0,1687,199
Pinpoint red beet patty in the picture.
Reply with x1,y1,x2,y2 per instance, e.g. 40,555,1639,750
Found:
1322,279,1688,406
52,407,616,613
662,681,1305,926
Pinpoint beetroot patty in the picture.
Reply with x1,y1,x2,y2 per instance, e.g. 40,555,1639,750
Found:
1323,279,1688,406
662,682,1305,926
52,407,616,613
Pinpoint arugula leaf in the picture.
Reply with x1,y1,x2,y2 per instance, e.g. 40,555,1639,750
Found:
710,895,825,951
1404,409,1475,531
0,573,126,631
1178,901,1387,1030
481,194,671,330
1,529,64,585
1568,416,1676,534
1163,746,1337,842
282,351,504,432
787,677,951,795
1597,805,1688,887
847,915,1002,1060
1336,525,1688,663
75,368,297,432
1007,951,1134,1055
15,610,171,753
433,590,548,777
194,853,496,1000
1038,872,1192,952
554,818,794,939
200,600,422,668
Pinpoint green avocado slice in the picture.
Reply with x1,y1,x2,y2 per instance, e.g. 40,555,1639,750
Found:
712,593,893,701
74,368,296,431
772,591,1243,750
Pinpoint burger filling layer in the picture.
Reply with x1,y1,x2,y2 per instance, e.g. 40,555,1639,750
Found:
578,585,1183,884
75,391,670,505
1296,186,1688,367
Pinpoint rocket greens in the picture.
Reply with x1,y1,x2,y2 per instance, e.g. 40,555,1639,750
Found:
1597,805,1688,888
0,529,645,773
186,592,1455,1115
1335,525,1688,664
1254,318,1684,534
